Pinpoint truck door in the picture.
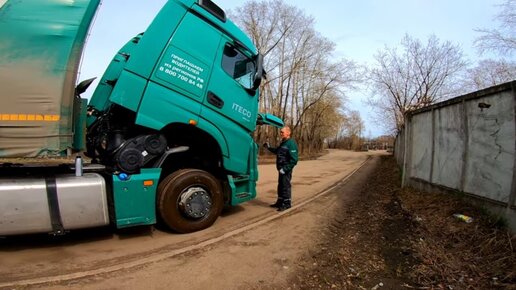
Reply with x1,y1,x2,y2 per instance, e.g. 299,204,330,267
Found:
202,40,259,133
140,11,221,128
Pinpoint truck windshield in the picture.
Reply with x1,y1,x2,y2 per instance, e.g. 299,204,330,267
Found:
221,44,256,90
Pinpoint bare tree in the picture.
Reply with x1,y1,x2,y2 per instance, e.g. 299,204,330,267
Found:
231,0,362,154
368,34,467,133
463,59,516,91
327,110,364,150
474,0,516,56
343,110,364,150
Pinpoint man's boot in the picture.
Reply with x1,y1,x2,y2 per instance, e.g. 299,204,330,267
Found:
269,200,282,208
277,201,291,211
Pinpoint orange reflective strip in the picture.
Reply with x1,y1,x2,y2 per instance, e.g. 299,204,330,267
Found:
143,180,154,187
0,114,60,121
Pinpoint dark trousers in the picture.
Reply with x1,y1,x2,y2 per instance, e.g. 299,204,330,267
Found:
277,170,292,206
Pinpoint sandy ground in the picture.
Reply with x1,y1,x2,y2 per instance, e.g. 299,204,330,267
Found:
0,149,386,289
43,159,379,290
33,154,381,290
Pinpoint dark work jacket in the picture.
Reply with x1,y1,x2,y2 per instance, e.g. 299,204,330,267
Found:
267,138,298,172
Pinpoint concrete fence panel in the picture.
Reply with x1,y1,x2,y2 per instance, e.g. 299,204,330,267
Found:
410,112,433,181
463,91,515,204
432,104,465,190
396,81,516,231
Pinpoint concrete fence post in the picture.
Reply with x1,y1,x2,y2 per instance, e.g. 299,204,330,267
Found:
460,98,469,193
508,81,516,213
402,114,411,188
429,108,436,183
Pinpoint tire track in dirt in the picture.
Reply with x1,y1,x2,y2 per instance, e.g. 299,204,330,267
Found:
0,157,372,289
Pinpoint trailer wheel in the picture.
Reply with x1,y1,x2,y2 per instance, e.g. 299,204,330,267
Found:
157,169,224,233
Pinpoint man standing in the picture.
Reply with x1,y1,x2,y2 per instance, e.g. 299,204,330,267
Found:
264,126,298,211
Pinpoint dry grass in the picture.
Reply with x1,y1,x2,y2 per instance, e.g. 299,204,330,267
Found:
290,155,515,289
399,187,516,289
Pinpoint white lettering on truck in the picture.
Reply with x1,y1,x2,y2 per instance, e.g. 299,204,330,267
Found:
232,103,252,121
158,53,205,90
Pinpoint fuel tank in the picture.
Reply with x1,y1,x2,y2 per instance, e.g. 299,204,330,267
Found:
0,173,109,236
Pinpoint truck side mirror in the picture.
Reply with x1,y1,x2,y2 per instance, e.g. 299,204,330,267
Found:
252,54,264,91
75,77,97,97
256,113,284,128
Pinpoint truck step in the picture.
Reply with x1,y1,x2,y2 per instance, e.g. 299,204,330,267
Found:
232,175,250,183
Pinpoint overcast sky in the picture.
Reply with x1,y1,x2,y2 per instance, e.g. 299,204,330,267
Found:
80,0,505,137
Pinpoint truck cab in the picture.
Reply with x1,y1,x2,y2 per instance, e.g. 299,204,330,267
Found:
85,0,275,232
88,0,263,175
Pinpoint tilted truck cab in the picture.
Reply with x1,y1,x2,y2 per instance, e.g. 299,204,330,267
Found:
0,0,283,236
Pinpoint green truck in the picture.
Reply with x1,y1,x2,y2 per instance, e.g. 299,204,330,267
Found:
0,0,282,235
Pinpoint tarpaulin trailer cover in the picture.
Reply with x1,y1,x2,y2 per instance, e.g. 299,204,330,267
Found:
0,0,100,157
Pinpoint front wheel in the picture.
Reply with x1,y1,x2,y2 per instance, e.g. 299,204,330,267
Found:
157,169,224,233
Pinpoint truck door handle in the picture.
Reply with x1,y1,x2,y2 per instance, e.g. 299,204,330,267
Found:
207,91,224,109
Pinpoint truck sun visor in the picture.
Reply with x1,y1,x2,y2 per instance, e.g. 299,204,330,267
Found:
198,0,226,22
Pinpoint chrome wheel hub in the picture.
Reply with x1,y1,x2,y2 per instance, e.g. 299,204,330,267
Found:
178,187,212,219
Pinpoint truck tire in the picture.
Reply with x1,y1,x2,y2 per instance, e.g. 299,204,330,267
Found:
157,169,224,233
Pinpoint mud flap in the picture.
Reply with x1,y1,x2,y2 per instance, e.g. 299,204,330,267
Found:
113,168,161,228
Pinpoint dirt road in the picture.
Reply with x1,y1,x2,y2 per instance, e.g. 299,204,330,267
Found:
0,150,386,289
